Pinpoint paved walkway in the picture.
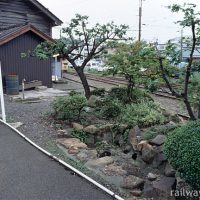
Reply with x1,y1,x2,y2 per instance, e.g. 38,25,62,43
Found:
0,122,113,200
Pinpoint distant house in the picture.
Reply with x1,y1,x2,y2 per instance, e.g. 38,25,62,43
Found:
0,0,62,87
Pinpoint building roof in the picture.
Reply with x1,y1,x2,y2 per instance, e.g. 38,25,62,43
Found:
28,0,63,26
0,24,54,46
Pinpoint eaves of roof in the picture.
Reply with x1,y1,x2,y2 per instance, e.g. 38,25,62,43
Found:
0,24,54,46
28,0,63,26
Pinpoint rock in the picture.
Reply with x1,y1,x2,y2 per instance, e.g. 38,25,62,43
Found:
57,130,70,138
122,163,141,177
153,152,167,167
150,135,167,146
143,182,154,198
103,164,127,176
123,144,133,154
84,125,98,134
121,175,145,189
9,122,23,129
85,156,114,168
152,177,176,200
99,124,114,133
68,146,80,154
130,189,142,197
57,138,87,149
76,149,97,162
137,141,156,164
129,126,140,150
88,95,98,107
165,163,176,177
72,122,84,131
147,173,157,181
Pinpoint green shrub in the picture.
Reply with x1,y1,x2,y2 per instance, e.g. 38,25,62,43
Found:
164,121,200,190
108,87,152,103
146,79,160,93
69,90,81,96
143,124,179,140
101,99,122,119
71,130,89,143
52,95,87,121
91,88,106,97
120,101,166,127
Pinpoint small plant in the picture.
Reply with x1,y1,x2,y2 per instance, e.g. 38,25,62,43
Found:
71,130,89,143
52,94,87,121
101,99,122,119
69,90,81,96
164,120,200,190
90,88,106,97
120,101,166,127
146,79,160,93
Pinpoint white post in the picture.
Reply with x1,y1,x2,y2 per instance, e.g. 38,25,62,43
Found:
0,62,6,122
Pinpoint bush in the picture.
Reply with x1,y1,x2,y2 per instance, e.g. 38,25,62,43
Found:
146,79,160,93
91,88,106,97
52,94,87,121
101,99,122,119
143,124,179,140
108,87,152,103
120,101,166,127
164,121,200,190
71,130,89,143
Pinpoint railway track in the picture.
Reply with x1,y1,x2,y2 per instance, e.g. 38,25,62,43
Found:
64,72,189,119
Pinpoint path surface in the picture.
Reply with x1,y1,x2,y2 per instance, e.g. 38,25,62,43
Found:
0,122,112,200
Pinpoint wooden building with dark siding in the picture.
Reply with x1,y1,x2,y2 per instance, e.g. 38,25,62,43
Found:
0,0,62,87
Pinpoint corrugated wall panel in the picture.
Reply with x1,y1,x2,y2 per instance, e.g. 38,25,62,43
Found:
0,31,52,87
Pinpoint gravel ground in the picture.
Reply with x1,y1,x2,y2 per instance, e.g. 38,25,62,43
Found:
5,96,56,148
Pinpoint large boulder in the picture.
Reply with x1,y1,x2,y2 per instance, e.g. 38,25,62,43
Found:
84,125,98,135
57,138,87,149
129,126,140,151
150,135,167,146
121,175,145,189
165,163,176,177
76,149,98,162
85,156,114,168
137,141,156,164
103,164,127,176
88,95,98,107
152,177,176,200
72,122,84,131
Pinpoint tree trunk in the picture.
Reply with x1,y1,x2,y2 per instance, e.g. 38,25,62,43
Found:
198,100,200,119
183,98,196,120
127,76,134,100
76,67,91,98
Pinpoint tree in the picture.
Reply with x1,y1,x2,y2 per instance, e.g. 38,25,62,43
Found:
106,41,159,99
155,3,200,119
34,14,129,98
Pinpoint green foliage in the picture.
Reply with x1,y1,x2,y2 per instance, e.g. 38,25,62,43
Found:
52,95,87,121
106,41,159,91
69,90,81,96
71,130,89,143
120,101,166,127
143,124,179,140
101,99,122,119
146,79,160,93
164,120,200,189
90,88,106,97
108,87,152,103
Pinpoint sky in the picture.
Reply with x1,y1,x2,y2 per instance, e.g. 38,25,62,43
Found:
38,0,200,42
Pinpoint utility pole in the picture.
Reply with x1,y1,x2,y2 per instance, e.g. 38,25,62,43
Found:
138,0,143,41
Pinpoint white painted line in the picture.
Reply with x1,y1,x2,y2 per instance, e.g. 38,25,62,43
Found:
0,119,124,200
